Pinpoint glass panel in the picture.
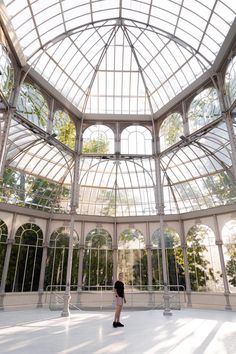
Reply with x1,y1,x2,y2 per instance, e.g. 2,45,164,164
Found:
188,87,221,133
0,44,14,100
224,55,236,107
159,112,183,151
53,110,76,149
16,83,49,130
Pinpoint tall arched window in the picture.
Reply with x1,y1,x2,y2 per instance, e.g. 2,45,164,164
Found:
118,228,147,289
224,55,236,107
16,83,49,130
152,227,183,289
53,110,76,149
83,228,112,290
6,223,43,292
159,113,184,151
45,227,79,290
0,219,8,284
222,220,236,293
83,125,114,154
188,87,221,134
186,224,222,292
0,44,14,101
121,125,152,154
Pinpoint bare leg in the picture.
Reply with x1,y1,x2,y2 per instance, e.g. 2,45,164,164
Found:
114,304,122,322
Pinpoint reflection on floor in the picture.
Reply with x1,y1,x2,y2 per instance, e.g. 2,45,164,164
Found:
0,308,236,354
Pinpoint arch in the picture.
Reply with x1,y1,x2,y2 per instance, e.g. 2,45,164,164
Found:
186,224,222,292
118,228,147,288
85,228,112,249
44,227,79,290
120,125,152,155
151,227,183,288
83,228,113,289
6,223,43,292
82,124,114,154
152,227,181,248
222,219,236,292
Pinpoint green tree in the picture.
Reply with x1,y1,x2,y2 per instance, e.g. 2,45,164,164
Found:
152,228,184,288
186,225,216,291
83,135,109,154
225,245,236,287
57,120,76,149
27,177,70,212
0,168,18,202
205,172,236,205
165,113,183,147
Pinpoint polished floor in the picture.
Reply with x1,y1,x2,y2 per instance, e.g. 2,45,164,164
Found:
0,307,236,354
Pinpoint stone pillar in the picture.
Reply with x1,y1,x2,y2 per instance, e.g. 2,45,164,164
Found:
214,216,231,310
37,242,49,308
155,156,172,316
146,245,153,290
181,242,192,307
112,247,118,283
61,213,75,317
215,239,231,309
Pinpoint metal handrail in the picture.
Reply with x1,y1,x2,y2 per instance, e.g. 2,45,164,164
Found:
46,284,186,311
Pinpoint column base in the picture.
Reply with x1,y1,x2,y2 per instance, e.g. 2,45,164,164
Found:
163,308,172,316
61,294,71,317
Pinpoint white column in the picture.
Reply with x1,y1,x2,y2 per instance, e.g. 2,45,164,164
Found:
155,156,172,316
213,215,231,310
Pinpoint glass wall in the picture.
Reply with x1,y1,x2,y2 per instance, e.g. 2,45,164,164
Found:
152,227,184,290
222,220,236,293
6,223,43,292
83,228,112,289
44,227,79,290
118,228,147,289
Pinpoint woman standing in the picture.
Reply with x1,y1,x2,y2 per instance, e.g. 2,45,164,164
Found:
113,272,126,328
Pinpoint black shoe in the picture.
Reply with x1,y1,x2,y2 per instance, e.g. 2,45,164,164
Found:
113,321,117,328
116,322,124,327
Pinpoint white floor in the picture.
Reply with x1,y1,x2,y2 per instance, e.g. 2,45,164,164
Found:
0,308,236,354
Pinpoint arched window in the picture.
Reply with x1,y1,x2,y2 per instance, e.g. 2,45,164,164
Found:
83,228,112,290
16,83,49,130
118,228,147,288
53,110,76,149
151,227,183,289
45,227,79,290
224,55,236,107
186,224,222,292
222,220,236,293
83,124,114,154
188,87,221,133
0,44,14,101
6,223,43,292
121,125,152,154
0,219,8,285
159,113,184,151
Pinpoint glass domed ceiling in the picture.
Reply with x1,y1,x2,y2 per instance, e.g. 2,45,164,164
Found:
3,0,236,115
